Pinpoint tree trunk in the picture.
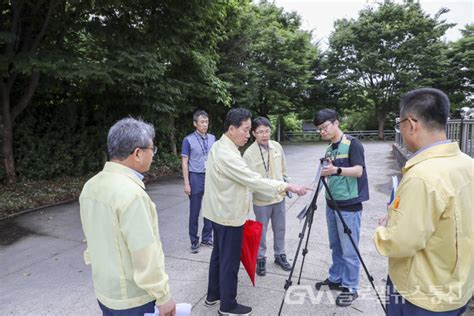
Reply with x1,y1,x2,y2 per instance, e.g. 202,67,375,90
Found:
1,94,17,184
377,111,386,140
168,115,177,156
0,72,40,184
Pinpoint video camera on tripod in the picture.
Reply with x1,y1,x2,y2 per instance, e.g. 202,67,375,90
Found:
279,157,387,315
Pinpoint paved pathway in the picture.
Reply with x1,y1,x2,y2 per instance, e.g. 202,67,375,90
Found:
1,141,402,315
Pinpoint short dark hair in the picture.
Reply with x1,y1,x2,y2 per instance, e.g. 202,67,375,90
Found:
313,109,339,126
224,108,252,131
193,110,208,122
400,88,450,131
251,117,272,132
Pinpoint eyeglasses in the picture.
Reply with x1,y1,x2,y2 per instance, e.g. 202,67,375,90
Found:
254,129,271,136
394,117,418,132
146,146,158,155
131,146,158,155
316,121,334,133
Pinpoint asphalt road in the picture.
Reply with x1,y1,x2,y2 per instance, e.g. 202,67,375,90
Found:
1,141,406,315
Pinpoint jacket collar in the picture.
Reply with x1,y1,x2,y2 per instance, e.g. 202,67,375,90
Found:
403,142,461,174
103,161,145,189
249,140,274,151
221,133,241,154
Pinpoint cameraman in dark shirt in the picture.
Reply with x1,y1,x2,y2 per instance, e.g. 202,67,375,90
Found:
313,109,369,307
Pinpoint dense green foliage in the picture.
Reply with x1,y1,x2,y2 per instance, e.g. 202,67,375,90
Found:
324,1,458,138
0,0,472,184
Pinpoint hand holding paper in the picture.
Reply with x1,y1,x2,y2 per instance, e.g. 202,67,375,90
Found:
144,303,192,316
387,176,399,207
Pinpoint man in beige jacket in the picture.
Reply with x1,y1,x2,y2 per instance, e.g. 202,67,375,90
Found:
243,117,292,276
202,108,310,316
80,118,176,316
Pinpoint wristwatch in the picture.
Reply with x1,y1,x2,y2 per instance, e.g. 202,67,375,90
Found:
336,167,342,175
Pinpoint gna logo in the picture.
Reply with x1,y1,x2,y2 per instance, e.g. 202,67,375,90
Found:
284,285,336,305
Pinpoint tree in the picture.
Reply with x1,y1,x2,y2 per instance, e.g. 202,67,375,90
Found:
216,1,317,117
0,0,83,184
1,0,231,184
326,0,453,138
445,24,474,110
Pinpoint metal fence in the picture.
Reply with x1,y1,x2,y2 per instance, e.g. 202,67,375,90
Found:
283,130,396,142
395,119,474,157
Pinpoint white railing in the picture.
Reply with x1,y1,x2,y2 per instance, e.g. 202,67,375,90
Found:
283,130,396,142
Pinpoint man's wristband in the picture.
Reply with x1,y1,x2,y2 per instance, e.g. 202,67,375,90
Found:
336,167,342,176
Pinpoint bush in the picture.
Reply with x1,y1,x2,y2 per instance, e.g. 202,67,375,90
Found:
14,100,107,180
282,113,302,133
340,107,378,131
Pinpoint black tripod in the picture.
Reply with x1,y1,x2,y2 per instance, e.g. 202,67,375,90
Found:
278,158,387,315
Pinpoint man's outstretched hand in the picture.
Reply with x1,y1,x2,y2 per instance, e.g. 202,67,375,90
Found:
286,183,313,196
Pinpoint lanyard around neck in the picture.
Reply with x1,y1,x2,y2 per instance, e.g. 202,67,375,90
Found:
258,144,270,178
194,132,208,156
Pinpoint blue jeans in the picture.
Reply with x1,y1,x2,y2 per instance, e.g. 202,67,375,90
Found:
326,206,361,292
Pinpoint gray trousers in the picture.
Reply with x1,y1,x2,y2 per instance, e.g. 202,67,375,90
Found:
254,200,286,259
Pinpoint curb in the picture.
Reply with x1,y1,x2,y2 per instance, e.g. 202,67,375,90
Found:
392,144,410,169
0,173,183,222
0,197,78,221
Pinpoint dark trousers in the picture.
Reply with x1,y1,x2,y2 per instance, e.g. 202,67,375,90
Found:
189,172,212,244
98,300,155,316
386,277,468,316
207,221,243,311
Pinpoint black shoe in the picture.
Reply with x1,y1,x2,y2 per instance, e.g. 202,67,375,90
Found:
200,240,213,248
274,254,292,271
336,288,358,307
218,303,252,315
204,298,220,307
190,242,199,254
315,278,343,291
256,258,266,276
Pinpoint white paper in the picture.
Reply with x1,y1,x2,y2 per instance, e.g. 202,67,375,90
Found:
144,303,192,316
388,175,399,206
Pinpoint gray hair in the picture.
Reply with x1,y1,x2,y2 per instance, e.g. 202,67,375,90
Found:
193,110,209,122
107,117,155,160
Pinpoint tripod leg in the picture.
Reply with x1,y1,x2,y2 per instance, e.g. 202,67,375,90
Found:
296,204,316,285
278,177,323,316
296,177,324,285
277,204,311,316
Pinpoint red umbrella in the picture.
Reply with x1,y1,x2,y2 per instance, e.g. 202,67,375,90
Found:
240,219,263,286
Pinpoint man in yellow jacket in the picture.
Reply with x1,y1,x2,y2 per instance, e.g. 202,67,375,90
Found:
80,118,176,316
202,108,310,316
373,88,473,315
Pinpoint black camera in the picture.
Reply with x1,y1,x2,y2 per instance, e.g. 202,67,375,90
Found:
320,157,330,167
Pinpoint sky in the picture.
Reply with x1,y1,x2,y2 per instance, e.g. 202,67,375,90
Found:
274,0,473,49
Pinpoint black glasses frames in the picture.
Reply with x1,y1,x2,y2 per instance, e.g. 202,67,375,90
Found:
395,117,418,132
130,146,158,155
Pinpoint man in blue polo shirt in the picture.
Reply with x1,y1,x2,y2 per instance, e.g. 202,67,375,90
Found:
181,110,216,253
313,109,369,307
